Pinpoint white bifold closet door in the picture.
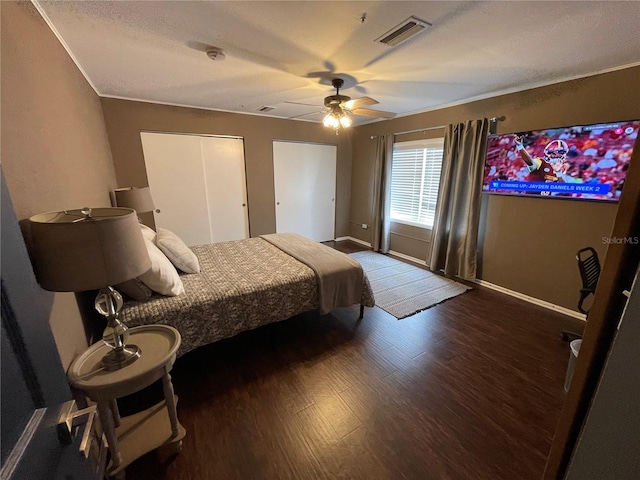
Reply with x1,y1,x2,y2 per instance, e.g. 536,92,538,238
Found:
140,132,249,246
273,141,336,242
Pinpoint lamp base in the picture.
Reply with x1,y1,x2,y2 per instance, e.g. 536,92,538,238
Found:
101,344,141,371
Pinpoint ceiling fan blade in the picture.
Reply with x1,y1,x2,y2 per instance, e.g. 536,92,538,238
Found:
351,108,396,119
344,96,378,109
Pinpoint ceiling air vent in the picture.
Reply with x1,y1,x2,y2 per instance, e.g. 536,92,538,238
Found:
257,106,275,112
376,16,431,47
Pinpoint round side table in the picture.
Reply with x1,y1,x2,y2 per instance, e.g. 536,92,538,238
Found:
68,325,186,479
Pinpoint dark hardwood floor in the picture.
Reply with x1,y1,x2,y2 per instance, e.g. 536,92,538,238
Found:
126,241,583,480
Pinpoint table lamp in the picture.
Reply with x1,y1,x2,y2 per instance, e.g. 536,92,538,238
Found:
28,207,151,371
113,187,155,214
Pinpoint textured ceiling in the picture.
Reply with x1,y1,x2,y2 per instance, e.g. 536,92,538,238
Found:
36,1,640,126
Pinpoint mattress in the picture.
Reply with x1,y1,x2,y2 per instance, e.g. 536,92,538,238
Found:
120,237,375,356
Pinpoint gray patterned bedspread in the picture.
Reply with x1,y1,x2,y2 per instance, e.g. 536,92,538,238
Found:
120,237,375,357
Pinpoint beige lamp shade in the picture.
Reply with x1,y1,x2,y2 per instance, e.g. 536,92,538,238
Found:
114,187,155,213
28,208,151,292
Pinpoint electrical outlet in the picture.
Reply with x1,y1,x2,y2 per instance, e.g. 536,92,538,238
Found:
362,224,368,229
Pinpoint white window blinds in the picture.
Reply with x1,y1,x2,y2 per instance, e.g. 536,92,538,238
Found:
390,138,444,229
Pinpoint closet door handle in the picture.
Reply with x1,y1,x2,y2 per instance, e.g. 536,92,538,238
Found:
155,209,161,214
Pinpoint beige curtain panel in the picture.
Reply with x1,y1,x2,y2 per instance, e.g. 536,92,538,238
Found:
429,118,489,280
371,134,394,253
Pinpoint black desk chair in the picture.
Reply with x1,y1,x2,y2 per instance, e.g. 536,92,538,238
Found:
561,247,601,342
576,247,601,314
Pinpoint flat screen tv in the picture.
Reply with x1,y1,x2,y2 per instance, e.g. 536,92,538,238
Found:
483,120,639,202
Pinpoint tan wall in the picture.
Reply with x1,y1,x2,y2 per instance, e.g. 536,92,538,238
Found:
1,1,117,369
100,99,353,238
351,67,640,310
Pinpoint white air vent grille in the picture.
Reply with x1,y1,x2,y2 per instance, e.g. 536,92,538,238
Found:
257,106,275,112
376,16,431,47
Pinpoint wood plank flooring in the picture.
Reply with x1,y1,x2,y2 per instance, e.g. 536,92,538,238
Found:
125,241,583,480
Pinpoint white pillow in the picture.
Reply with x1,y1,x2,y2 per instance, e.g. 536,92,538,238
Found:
138,238,184,296
140,223,157,242
156,228,201,274
116,278,153,302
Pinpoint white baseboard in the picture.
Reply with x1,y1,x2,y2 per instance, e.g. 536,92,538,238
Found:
334,236,350,242
474,279,587,321
388,250,427,266
344,236,372,247
337,237,583,321
340,238,426,265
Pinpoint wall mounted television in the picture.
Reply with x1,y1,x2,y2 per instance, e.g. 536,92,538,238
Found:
483,120,639,202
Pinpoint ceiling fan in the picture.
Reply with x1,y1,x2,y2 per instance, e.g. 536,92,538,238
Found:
290,78,396,128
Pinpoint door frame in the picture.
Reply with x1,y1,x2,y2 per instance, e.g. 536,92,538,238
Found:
543,145,640,478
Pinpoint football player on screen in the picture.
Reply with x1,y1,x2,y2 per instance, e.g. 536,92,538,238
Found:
514,136,574,183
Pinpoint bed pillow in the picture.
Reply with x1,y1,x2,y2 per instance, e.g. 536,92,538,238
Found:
140,223,157,242
115,278,153,302
138,238,184,296
156,228,201,274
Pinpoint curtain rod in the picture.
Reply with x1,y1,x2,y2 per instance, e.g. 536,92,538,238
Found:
370,125,444,140
370,116,504,139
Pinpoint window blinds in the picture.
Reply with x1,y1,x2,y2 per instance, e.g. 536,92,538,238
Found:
390,139,444,228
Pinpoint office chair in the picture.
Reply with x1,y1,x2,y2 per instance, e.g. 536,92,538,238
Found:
576,247,601,314
561,247,601,342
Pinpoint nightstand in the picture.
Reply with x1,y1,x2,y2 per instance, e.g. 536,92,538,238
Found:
68,325,186,479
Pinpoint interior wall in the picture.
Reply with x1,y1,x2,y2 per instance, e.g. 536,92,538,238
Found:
351,66,640,311
100,99,353,238
1,1,118,369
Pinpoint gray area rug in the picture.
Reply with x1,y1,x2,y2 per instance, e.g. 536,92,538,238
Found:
350,251,471,319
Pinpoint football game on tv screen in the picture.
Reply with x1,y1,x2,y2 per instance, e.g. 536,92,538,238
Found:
483,120,639,202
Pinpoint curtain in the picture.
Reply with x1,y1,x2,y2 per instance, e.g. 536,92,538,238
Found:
371,134,393,253
428,119,489,280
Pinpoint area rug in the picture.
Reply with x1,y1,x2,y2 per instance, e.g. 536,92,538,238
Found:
350,251,471,319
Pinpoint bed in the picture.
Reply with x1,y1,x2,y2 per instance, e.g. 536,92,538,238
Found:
119,233,375,357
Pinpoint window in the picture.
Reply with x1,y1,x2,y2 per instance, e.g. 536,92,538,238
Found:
390,138,444,229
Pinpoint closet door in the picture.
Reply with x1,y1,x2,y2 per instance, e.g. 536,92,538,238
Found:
201,137,249,242
273,141,336,242
140,132,211,246
140,132,249,246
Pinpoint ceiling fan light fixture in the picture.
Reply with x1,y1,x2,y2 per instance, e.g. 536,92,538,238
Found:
317,76,393,129
339,112,352,128
323,112,339,129
323,103,352,130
